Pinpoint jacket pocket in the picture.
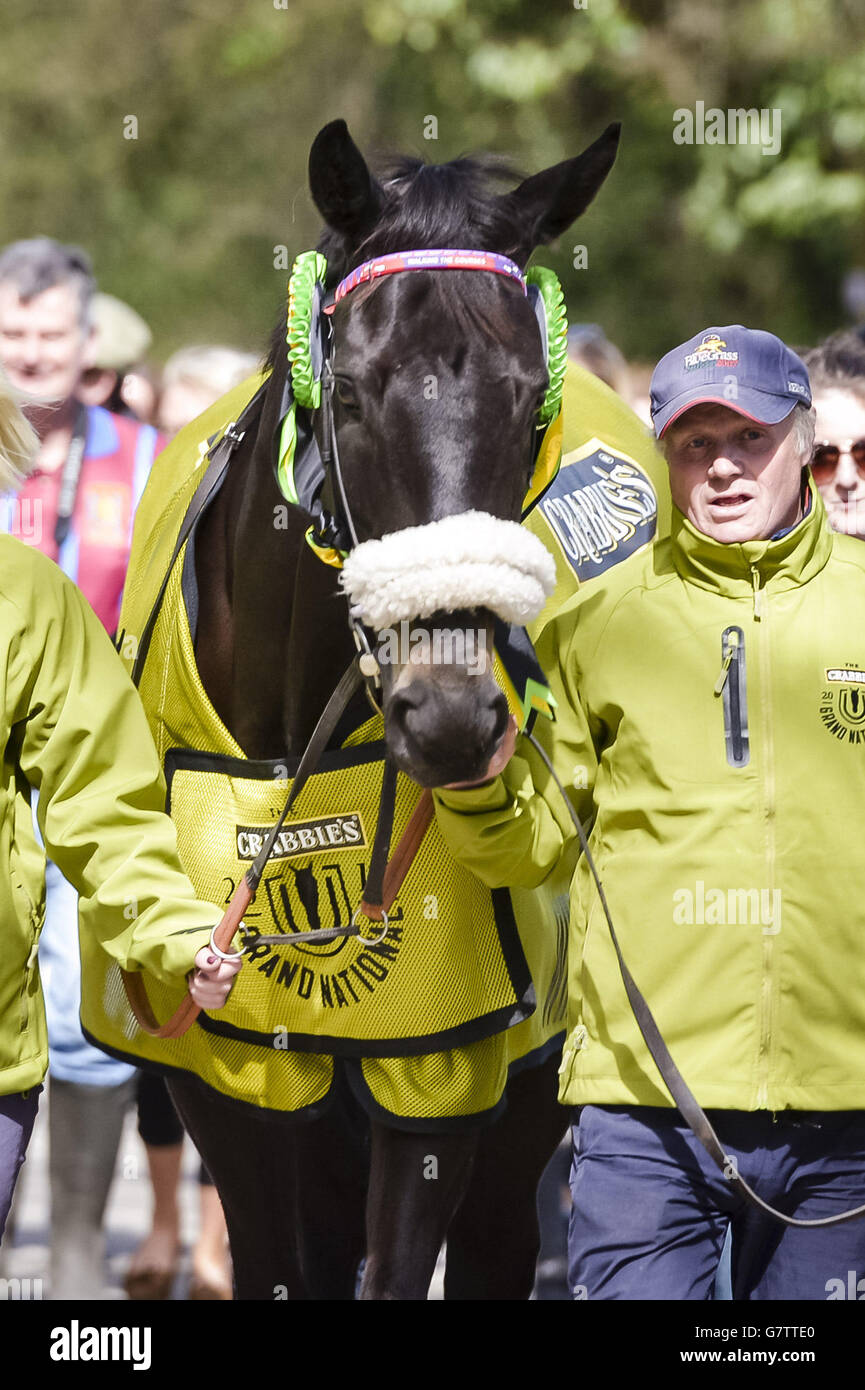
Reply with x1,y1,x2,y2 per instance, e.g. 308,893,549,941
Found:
715,626,749,768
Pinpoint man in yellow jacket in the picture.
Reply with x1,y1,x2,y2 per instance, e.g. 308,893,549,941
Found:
0,372,239,1244
435,325,865,1300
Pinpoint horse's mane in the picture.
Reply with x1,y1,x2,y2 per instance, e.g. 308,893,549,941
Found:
265,152,525,372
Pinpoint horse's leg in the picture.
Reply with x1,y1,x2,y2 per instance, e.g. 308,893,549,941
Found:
443,1052,567,1300
359,1123,478,1300
166,1074,307,1301
294,1082,369,1299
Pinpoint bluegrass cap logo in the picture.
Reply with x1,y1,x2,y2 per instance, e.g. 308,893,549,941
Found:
683,333,740,371
820,667,865,744
650,324,812,438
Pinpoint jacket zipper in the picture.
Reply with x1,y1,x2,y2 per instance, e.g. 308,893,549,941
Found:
714,626,749,767
750,565,765,620
19,935,39,1032
751,564,775,1109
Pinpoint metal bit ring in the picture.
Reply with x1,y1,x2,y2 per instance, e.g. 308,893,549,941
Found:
208,924,249,961
350,906,389,947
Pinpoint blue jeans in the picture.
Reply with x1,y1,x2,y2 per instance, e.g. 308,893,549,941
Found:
569,1105,865,1300
37,854,135,1086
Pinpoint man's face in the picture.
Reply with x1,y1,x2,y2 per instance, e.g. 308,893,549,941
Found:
0,282,93,406
664,403,804,543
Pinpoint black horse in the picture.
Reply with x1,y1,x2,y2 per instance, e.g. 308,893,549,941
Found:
164,118,620,1299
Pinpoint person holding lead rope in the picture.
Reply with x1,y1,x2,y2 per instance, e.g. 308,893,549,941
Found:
435,325,865,1300
0,367,239,1248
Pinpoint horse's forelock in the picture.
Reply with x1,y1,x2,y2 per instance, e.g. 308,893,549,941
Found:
354,154,525,265
266,152,528,372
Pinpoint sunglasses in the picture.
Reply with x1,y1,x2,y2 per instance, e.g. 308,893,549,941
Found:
810,439,865,485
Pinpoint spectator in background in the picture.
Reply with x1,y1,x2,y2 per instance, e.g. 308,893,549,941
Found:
77,292,159,424
0,237,163,1299
157,345,259,439
803,331,865,541
624,362,656,427
567,324,630,400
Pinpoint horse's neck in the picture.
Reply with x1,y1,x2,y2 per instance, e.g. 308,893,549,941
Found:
193,375,356,760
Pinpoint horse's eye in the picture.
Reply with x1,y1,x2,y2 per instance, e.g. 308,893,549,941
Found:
335,378,359,413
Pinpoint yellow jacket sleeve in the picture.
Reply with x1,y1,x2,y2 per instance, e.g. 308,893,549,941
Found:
433,600,597,889
7,548,217,985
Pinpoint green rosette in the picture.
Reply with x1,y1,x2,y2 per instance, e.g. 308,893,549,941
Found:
526,265,568,426
286,250,328,410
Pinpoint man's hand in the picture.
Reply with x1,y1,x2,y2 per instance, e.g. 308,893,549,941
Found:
189,945,243,1009
443,714,519,790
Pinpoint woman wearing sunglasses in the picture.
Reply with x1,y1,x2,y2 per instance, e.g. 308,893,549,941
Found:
804,331,865,540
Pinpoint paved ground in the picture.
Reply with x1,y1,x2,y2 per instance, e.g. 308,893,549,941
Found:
0,1093,454,1301
1,1091,572,1301
1,1100,201,1301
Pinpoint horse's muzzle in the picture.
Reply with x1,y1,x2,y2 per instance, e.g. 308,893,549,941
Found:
385,671,510,788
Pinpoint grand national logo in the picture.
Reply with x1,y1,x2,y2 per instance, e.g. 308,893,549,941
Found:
820,667,865,744
538,446,657,580
235,813,406,1012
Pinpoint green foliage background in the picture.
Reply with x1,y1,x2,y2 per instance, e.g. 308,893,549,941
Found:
1,0,863,362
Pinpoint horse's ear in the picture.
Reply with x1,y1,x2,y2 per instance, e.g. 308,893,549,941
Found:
501,123,621,262
308,119,383,242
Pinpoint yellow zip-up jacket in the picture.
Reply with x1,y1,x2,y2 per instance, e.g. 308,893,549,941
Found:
0,537,217,1094
435,484,865,1111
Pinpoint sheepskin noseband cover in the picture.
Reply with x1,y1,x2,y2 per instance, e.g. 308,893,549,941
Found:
339,510,556,630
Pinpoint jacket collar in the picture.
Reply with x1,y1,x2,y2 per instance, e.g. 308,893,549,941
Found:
669,474,834,596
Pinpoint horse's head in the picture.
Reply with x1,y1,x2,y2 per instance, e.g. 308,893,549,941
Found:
292,118,619,786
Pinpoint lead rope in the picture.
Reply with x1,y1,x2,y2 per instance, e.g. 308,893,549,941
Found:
527,731,865,1229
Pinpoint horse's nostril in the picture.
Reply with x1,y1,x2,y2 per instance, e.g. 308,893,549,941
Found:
489,689,509,744
389,688,423,739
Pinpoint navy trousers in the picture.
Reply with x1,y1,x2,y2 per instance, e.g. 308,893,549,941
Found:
569,1105,865,1301
0,1088,41,1244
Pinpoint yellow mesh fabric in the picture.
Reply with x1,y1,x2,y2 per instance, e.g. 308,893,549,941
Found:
160,752,527,1047
84,950,335,1113
359,1034,508,1120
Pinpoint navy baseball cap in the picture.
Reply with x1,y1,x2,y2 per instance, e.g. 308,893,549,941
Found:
650,325,811,438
